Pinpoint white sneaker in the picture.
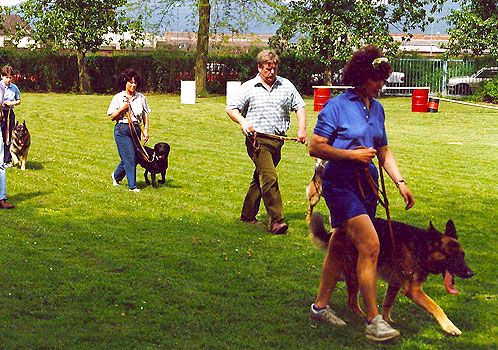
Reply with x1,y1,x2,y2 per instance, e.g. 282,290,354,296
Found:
129,188,140,192
309,304,346,326
111,173,120,186
365,315,400,341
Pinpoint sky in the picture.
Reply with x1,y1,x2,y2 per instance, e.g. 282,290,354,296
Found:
164,1,459,35
0,0,459,35
0,0,26,6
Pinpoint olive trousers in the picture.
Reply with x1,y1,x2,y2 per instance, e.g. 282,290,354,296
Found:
241,136,285,226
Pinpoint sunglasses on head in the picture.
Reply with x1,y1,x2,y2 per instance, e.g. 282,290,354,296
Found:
372,57,388,70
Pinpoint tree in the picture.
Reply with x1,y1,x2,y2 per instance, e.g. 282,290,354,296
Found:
195,0,210,96
1,0,144,93
270,0,446,84
445,0,498,58
135,0,278,95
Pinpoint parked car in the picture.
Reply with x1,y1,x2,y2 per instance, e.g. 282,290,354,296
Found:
386,71,405,85
206,62,239,82
447,67,498,95
311,69,404,86
176,63,239,83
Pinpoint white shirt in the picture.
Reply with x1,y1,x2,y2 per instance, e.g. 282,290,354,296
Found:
107,91,151,123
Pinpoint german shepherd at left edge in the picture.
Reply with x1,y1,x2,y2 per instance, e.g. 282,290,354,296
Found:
310,213,474,336
10,120,31,170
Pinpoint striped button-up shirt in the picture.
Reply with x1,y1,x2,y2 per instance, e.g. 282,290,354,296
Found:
227,75,305,135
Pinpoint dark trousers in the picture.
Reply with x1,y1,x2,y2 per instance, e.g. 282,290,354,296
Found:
241,136,284,226
113,123,141,190
0,108,15,163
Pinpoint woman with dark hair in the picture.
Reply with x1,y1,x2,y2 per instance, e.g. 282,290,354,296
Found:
107,68,151,192
308,45,414,341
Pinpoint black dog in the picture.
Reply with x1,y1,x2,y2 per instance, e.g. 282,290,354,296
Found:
136,142,170,188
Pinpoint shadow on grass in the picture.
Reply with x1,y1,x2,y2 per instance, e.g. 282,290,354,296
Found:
135,179,182,190
10,190,49,203
24,161,44,170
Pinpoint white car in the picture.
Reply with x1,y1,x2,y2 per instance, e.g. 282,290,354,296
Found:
312,70,404,85
386,71,405,85
447,67,498,95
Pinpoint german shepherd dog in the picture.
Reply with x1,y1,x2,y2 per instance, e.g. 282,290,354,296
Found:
10,120,31,171
136,142,170,188
310,213,474,336
305,158,327,223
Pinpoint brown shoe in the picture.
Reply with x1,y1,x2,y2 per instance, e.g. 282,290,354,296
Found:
0,199,15,209
270,222,288,235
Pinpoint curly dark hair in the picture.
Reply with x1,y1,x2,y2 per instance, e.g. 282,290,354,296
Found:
117,68,143,91
342,45,392,87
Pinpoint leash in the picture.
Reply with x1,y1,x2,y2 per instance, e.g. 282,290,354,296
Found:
124,109,151,163
247,131,305,153
358,158,413,276
255,131,300,142
5,108,11,145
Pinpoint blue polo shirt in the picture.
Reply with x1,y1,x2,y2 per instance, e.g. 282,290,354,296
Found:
3,83,20,109
313,89,388,184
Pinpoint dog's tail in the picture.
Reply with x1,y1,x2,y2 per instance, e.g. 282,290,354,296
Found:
309,213,332,250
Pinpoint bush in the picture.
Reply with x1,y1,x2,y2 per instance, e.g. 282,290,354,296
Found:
474,76,498,104
0,48,329,95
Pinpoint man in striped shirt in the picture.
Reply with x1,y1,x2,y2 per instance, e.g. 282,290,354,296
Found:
227,49,307,235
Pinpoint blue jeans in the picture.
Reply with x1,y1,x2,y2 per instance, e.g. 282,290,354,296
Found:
1,108,15,163
0,139,7,200
113,123,140,190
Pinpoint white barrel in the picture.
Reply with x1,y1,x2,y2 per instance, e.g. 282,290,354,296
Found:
226,81,241,105
180,80,196,104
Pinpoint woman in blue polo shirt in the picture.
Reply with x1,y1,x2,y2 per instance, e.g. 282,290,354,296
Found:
308,45,414,341
1,65,21,166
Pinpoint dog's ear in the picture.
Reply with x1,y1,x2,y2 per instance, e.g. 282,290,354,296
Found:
428,221,436,231
15,120,19,126
23,120,26,126
428,221,443,238
444,219,458,239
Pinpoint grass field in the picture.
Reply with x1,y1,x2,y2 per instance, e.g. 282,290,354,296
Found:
0,93,497,349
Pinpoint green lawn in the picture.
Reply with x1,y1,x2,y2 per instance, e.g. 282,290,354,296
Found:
0,93,497,349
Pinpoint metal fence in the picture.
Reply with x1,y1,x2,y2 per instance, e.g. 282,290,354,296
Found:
386,58,477,96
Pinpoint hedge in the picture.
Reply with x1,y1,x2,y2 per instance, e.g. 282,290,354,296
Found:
0,48,493,99
0,48,326,95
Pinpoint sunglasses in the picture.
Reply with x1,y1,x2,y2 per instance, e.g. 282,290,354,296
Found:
372,57,388,69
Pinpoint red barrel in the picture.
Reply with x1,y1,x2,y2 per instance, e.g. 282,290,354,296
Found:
412,89,429,112
427,97,440,113
314,87,331,112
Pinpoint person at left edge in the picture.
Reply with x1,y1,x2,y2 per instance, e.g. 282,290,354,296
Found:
1,65,21,166
0,77,14,209
107,68,150,193
226,49,307,235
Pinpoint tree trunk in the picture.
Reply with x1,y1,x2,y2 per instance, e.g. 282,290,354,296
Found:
77,50,92,94
195,0,210,96
324,68,333,85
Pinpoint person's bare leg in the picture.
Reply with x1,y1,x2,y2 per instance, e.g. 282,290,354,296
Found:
314,228,346,308
344,214,380,321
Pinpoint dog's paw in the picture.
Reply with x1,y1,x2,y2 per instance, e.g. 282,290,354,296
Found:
442,320,462,336
158,179,165,184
